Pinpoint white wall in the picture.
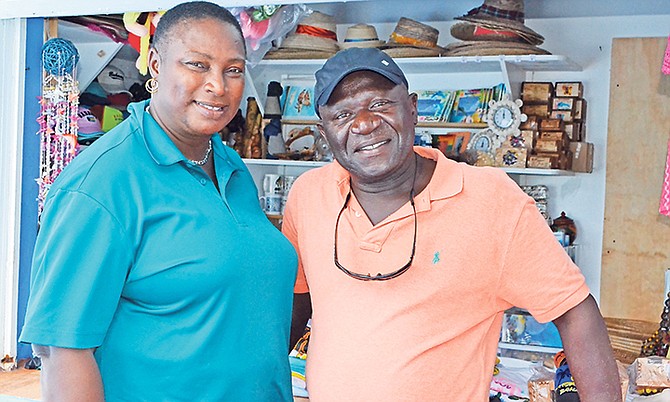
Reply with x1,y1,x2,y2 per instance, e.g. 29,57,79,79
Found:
523,15,670,302
0,17,25,359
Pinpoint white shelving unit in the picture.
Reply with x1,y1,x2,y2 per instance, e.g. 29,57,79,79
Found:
249,54,582,106
245,53,583,202
243,159,576,176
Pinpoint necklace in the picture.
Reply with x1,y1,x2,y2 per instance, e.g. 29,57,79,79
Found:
189,139,212,166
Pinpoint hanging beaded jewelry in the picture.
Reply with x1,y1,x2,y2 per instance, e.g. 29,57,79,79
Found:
37,38,81,217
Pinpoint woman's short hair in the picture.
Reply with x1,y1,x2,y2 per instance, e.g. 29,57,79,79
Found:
152,1,245,54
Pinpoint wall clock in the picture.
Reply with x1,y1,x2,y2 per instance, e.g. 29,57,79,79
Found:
466,128,500,166
485,95,528,139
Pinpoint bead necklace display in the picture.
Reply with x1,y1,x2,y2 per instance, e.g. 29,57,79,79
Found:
37,38,81,217
641,292,670,358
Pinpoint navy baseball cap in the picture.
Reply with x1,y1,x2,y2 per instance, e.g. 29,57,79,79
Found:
314,47,409,115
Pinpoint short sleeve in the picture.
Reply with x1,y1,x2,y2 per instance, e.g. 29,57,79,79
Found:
497,198,590,323
20,188,134,348
282,187,309,294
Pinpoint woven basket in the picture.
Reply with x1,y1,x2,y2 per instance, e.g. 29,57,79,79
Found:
604,317,659,365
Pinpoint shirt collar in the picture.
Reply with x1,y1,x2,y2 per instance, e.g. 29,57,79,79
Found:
130,100,220,167
332,146,464,207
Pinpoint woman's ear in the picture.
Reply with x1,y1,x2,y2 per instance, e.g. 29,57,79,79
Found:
147,47,160,78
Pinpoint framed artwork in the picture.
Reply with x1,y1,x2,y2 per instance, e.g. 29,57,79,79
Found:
281,79,318,120
416,90,453,122
434,131,472,156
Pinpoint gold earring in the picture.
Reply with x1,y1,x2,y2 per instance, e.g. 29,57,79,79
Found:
145,77,158,94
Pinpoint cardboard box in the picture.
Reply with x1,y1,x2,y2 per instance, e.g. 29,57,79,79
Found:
633,357,670,388
550,110,574,122
528,152,571,170
506,130,536,149
539,130,567,141
564,122,582,141
552,97,576,111
574,98,587,121
522,103,551,117
521,81,554,103
536,138,568,153
569,141,594,173
540,118,565,131
495,146,528,168
555,81,583,98
520,115,540,130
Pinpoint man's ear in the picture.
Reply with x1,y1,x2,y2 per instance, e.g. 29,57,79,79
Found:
316,124,329,145
409,92,418,124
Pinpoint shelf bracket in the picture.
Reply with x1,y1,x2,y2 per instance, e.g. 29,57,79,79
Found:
498,57,526,100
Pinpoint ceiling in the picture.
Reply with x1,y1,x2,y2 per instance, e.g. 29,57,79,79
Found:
311,0,668,24
1,0,667,20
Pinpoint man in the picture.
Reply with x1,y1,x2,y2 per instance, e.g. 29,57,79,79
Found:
282,47,620,401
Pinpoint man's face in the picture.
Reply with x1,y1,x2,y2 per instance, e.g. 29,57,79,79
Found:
317,71,418,182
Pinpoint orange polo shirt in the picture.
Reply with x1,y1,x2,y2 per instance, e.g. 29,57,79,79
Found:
282,147,589,401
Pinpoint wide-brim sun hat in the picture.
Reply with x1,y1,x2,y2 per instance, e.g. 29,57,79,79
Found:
340,23,385,49
443,40,550,56
381,17,445,58
452,0,544,46
264,11,339,59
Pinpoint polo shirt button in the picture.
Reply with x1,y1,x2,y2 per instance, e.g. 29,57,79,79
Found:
354,211,361,217
200,179,207,185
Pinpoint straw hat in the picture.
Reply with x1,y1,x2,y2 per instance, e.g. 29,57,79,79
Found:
443,40,550,56
452,0,544,46
340,24,384,49
264,11,339,59
381,17,445,58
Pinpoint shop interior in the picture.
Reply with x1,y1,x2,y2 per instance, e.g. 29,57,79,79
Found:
0,0,669,400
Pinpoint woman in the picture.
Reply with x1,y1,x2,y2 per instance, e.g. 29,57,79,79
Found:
20,2,297,401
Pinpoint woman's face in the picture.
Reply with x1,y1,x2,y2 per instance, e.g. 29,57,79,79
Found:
147,18,246,140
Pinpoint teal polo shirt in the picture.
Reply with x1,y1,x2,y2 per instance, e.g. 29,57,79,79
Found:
20,100,297,401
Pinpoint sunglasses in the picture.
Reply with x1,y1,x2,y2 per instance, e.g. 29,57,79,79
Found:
333,189,417,281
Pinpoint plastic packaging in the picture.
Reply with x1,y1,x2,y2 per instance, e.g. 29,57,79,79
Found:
528,364,554,402
230,5,309,66
554,351,580,401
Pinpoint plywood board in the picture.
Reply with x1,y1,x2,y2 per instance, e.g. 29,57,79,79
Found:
601,37,670,322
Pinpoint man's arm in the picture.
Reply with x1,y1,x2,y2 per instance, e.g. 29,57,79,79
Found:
33,345,104,402
552,294,621,402
290,292,312,350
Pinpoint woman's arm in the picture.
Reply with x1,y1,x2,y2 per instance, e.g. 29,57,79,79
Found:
33,345,104,402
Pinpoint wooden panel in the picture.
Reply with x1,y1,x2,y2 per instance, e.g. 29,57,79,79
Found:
602,37,670,322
